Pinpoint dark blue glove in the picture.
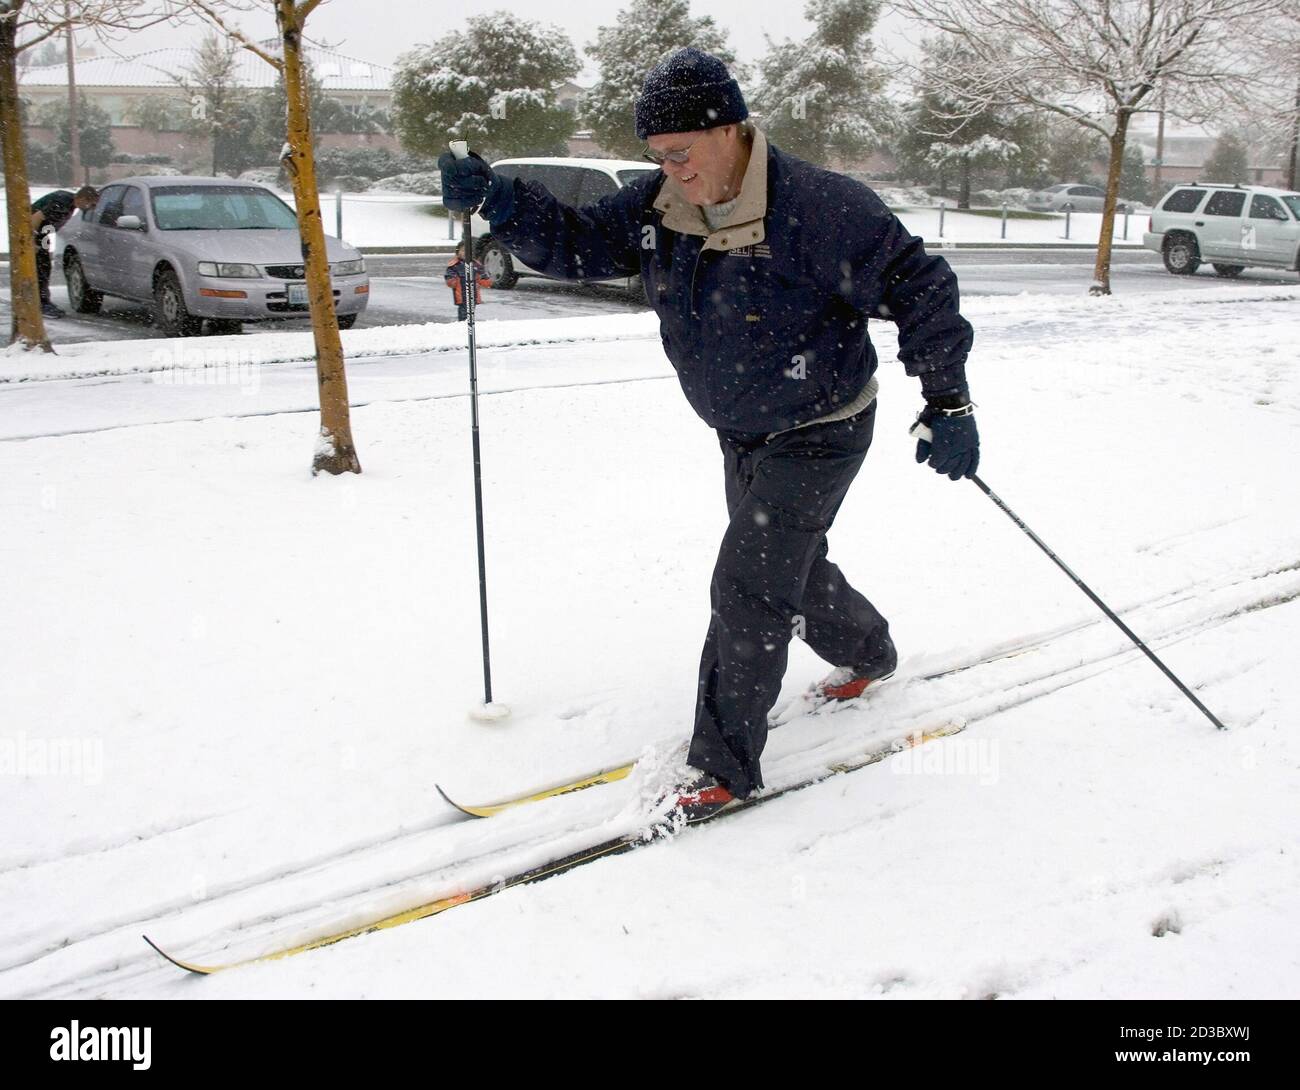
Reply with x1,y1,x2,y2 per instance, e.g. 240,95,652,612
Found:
436,150,514,223
914,404,980,481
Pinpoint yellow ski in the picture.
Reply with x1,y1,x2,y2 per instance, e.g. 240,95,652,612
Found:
435,762,635,818
145,722,964,975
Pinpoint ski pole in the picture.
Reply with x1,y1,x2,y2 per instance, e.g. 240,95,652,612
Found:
909,418,1227,731
449,140,508,722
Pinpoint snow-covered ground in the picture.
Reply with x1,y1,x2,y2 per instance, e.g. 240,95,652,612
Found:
1,287,1297,999
894,205,1145,247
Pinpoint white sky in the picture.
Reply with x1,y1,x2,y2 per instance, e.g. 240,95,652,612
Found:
74,0,925,82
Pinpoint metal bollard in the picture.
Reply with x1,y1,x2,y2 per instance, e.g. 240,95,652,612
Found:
938,201,946,239
1063,202,1073,240
1123,206,1130,240
335,188,343,238
1001,202,1008,240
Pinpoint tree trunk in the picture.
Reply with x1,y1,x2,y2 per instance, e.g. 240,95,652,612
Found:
277,0,360,475
1289,75,1299,193
1153,88,1166,199
1090,112,1130,297
958,154,971,210
65,12,80,186
0,23,53,352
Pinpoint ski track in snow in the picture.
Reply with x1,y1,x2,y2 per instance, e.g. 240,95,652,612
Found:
5,560,1296,997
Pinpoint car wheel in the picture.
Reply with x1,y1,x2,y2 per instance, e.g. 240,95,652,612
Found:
153,269,202,336
206,318,244,335
1212,264,1244,278
337,312,358,330
65,254,102,314
478,238,518,289
1163,234,1201,275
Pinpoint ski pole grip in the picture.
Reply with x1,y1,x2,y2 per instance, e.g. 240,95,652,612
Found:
449,140,469,160
909,417,933,444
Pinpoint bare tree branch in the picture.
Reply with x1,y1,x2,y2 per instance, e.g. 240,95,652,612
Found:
891,0,1291,294
185,0,282,68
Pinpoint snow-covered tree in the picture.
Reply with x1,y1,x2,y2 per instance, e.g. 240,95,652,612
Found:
392,13,579,162
896,0,1287,295
749,0,893,167
1233,7,1300,189
582,0,736,160
895,35,1038,206
171,31,255,175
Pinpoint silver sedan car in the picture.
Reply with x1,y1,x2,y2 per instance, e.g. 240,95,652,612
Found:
1024,182,1134,214
59,176,369,335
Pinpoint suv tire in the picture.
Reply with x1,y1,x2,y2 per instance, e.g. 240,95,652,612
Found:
478,237,518,289
1212,264,1244,278
1163,233,1201,275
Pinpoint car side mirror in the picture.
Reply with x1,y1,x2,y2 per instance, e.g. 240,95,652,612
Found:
117,215,144,231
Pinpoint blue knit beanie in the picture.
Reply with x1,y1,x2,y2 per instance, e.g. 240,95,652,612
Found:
634,47,748,140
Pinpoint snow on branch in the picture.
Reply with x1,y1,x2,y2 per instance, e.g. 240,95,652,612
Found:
895,0,1288,133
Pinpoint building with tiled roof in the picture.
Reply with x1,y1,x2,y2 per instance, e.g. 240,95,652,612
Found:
19,41,398,180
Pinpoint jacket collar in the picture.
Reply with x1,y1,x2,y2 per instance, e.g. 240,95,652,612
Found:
652,126,767,252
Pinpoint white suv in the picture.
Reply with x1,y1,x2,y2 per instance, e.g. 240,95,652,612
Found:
469,157,658,290
1143,182,1300,277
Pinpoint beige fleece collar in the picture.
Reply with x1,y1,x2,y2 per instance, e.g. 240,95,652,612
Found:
652,126,767,252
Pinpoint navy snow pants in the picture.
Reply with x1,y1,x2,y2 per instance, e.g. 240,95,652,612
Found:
688,400,895,797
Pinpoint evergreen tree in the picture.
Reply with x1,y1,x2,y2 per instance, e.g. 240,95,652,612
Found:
31,95,113,180
392,12,579,161
582,0,735,160
175,33,256,176
894,36,1037,205
1042,116,1107,186
750,0,892,167
1201,133,1249,184
1119,142,1149,203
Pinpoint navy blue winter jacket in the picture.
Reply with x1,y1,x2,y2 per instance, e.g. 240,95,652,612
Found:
482,129,973,436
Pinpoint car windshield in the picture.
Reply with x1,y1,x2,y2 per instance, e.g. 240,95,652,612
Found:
1281,195,1300,220
150,186,298,231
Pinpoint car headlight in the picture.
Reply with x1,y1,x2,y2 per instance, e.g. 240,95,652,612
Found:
197,262,261,278
332,259,366,276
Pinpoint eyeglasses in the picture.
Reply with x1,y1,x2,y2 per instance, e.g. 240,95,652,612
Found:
642,139,700,165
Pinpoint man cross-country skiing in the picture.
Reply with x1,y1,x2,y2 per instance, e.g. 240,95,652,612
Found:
439,48,978,819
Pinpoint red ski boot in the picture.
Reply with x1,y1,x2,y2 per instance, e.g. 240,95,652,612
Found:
808,664,896,703
671,769,741,822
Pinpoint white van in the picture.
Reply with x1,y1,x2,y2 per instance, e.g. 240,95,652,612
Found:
469,157,658,290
